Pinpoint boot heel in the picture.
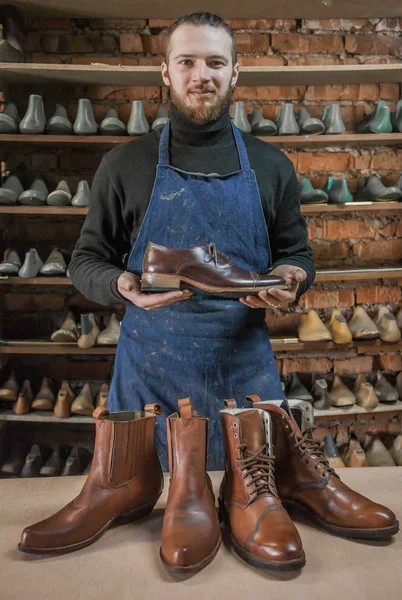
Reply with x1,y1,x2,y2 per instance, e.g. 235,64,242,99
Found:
117,497,160,524
141,273,182,292
218,498,229,527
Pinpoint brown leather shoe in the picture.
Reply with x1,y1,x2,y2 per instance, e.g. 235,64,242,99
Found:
31,377,55,411
19,404,164,553
0,370,19,401
219,400,305,572
13,380,34,415
160,398,221,574
141,242,286,297
54,381,75,419
247,396,399,539
71,382,95,415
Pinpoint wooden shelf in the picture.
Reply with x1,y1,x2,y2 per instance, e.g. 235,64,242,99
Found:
0,277,72,286
0,409,93,424
0,343,117,355
301,202,402,215
1,338,401,354
11,0,402,20
0,206,87,215
2,268,402,288
2,133,402,149
315,267,402,282
314,400,402,419
2,63,402,87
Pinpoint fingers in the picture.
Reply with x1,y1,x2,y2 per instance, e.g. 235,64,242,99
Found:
240,296,276,309
262,287,296,303
128,289,194,309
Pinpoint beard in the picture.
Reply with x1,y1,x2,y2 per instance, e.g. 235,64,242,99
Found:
169,81,234,125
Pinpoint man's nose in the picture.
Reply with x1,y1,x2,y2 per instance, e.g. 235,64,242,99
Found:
191,62,211,83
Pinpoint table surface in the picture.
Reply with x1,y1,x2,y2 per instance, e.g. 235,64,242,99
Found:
1,468,401,600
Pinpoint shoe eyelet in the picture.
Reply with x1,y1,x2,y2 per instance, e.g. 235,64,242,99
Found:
234,433,238,439
233,423,238,428
321,473,326,478
304,459,309,464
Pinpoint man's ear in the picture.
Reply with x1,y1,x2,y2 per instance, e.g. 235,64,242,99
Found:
161,61,170,87
231,62,240,88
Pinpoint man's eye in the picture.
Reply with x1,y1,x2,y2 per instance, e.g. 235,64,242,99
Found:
180,60,192,66
210,61,224,67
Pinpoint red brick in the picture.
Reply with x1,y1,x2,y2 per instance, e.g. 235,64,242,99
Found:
5,294,64,312
303,19,372,32
378,222,397,238
265,312,301,336
119,33,143,53
311,241,350,262
142,34,167,55
234,32,252,53
25,32,43,53
137,56,164,66
345,34,402,57
88,19,146,29
285,153,298,171
234,86,304,101
275,359,283,375
334,356,373,375
30,152,58,171
371,150,402,170
250,32,270,53
229,19,276,29
306,85,358,101
298,289,355,309
353,240,402,262
239,55,285,66
375,18,401,32
283,358,331,375
380,83,400,100
25,17,73,29
288,56,342,66
356,285,402,304
298,153,351,173
377,354,402,371
148,19,173,28
272,33,344,54
85,86,160,101
309,219,376,241
59,151,103,172
42,33,117,54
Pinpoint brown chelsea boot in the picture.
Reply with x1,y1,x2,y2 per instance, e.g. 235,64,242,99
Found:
219,399,305,572
161,398,222,574
247,396,399,540
19,404,164,553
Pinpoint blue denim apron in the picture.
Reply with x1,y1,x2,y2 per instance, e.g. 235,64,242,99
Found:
108,121,283,470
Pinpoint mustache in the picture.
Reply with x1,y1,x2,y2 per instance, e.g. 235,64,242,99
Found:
188,86,215,93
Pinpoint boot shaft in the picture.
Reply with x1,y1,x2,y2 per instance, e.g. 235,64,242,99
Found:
166,398,208,486
90,405,162,488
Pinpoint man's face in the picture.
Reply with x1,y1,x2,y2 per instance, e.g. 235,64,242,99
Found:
161,24,239,124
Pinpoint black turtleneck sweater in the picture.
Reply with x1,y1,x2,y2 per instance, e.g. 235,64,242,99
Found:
69,103,315,305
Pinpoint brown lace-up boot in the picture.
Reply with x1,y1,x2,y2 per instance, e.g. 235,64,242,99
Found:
219,400,305,572
19,404,164,553
247,396,399,540
161,398,222,574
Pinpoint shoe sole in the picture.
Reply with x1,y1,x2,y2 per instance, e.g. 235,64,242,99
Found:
284,499,400,540
18,496,161,555
219,499,305,572
141,272,288,298
160,533,222,575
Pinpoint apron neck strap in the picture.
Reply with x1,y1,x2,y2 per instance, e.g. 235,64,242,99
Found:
158,119,251,170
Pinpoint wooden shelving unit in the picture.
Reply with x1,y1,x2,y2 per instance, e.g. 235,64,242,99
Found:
0,206,87,215
1,338,401,354
0,409,93,424
2,63,402,87
2,133,402,149
314,400,402,419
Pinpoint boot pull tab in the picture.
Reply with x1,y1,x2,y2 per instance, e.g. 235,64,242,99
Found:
144,403,162,416
178,397,193,418
246,394,262,405
92,406,110,420
224,399,237,409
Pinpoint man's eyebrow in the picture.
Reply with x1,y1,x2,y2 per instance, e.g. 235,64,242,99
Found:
173,54,229,62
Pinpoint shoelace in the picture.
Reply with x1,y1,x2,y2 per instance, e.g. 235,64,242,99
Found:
291,428,339,479
205,242,233,268
237,443,279,498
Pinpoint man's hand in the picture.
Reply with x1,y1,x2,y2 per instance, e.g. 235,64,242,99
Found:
239,265,307,309
117,272,193,310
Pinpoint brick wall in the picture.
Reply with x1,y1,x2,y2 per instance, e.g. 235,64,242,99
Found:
2,16,402,383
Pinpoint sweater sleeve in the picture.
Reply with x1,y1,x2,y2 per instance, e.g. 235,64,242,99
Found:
69,157,130,305
269,169,315,297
